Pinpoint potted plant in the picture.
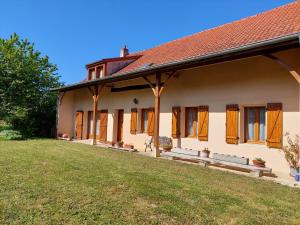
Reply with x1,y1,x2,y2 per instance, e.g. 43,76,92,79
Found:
295,173,300,182
201,148,210,158
116,141,124,148
253,158,266,167
62,133,69,139
280,133,300,177
162,144,172,152
124,143,134,149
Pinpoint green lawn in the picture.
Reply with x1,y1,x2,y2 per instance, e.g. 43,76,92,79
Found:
0,140,300,225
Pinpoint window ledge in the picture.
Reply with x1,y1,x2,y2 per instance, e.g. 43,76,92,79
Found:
239,142,267,148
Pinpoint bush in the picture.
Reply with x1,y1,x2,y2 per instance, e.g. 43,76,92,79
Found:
0,129,23,140
281,133,300,169
0,34,62,138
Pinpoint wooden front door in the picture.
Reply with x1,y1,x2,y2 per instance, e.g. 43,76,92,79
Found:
99,110,108,142
75,111,84,139
117,109,124,142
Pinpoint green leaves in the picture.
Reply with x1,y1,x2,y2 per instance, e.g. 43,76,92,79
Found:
0,33,62,137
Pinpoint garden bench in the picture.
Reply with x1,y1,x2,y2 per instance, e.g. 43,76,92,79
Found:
162,148,272,177
162,148,213,166
211,159,272,177
144,136,172,152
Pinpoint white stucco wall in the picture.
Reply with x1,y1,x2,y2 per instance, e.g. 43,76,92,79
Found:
57,91,75,136
58,49,300,175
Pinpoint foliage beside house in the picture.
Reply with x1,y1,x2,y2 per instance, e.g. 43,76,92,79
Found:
0,33,61,138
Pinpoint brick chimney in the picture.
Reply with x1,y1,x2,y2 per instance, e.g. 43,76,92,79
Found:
120,45,129,57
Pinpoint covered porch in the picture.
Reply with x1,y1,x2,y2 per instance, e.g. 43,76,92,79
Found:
55,36,300,176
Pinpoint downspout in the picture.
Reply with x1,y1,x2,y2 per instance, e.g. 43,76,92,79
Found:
298,35,300,137
55,92,60,138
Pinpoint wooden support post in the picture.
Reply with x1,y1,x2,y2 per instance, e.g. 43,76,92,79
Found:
154,72,161,157
264,54,300,136
88,85,105,145
265,54,300,84
92,86,99,145
143,71,177,157
59,91,66,106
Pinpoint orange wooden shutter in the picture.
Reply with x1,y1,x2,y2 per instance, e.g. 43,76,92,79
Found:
226,104,239,144
147,108,154,136
267,103,283,148
130,108,137,135
87,111,92,139
198,106,209,141
99,110,108,142
75,111,84,139
172,107,181,138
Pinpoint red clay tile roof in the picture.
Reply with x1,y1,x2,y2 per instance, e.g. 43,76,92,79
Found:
114,1,300,75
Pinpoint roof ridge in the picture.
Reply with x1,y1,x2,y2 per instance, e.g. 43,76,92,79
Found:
130,0,298,56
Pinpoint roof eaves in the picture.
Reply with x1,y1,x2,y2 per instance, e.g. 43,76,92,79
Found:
85,55,142,68
53,33,300,92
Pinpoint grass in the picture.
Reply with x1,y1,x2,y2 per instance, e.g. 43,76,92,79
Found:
0,140,300,225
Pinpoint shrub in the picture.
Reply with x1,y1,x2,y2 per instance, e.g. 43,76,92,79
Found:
0,129,23,140
0,34,62,138
0,120,11,132
281,133,300,169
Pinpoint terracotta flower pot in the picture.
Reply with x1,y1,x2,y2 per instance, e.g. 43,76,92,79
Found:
253,160,265,168
201,151,210,158
62,133,69,139
163,146,172,151
124,144,134,149
290,167,300,177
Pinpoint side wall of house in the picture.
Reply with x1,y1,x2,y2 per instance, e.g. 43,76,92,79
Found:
57,91,75,136
60,48,300,175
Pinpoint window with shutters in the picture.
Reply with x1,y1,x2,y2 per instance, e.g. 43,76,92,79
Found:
87,65,105,80
88,68,96,80
96,66,104,78
87,111,100,139
185,107,198,137
130,108,137,135
141,108,154,136
147,108,154,136
172,107,181,138
244,107,266,144
141,109,148,133
226,105,239,144
267,103,283,148
198,106,209,141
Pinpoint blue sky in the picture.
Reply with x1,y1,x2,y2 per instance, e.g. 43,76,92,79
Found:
0,0,293,84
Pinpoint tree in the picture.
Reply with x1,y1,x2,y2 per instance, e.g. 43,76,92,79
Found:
0,33,62,137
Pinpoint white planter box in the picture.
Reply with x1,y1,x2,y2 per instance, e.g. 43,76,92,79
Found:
213,153,249,165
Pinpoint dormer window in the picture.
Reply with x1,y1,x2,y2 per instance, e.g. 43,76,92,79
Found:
96,66,104,78
85,50,139,80
88,68,96,80
88,65,105,80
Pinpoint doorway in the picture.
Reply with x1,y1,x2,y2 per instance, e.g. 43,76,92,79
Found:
99,110,108,142
117,109,124,142
75,111,83,139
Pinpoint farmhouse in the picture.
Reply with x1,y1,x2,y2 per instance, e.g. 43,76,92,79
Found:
55,1,300,176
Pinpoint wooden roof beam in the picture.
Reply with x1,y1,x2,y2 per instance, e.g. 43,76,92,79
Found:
265,54,300,84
